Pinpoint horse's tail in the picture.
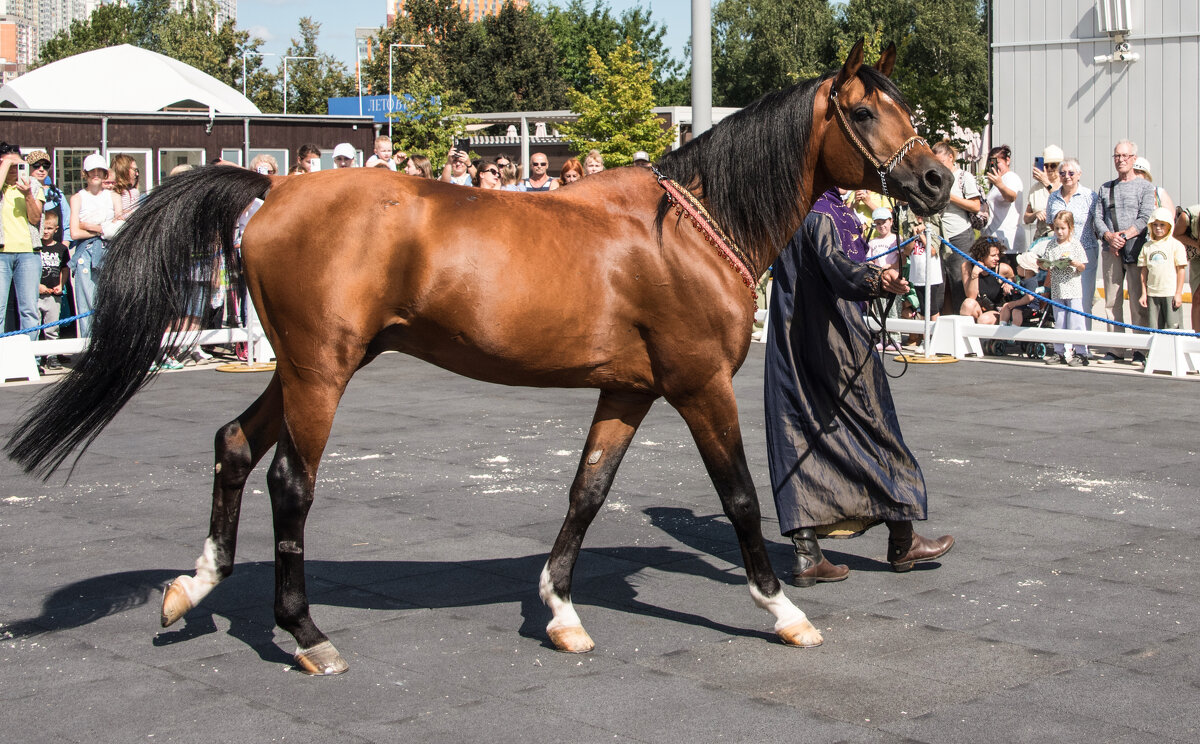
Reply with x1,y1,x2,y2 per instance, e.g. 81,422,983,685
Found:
5,165,271,479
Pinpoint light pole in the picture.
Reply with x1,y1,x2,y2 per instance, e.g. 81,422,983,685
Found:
387,43,426,138
241,51,274,98
282,55,319,115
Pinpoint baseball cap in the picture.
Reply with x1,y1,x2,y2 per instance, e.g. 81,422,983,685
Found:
332,143,357,161
82,153,108,172
1042,144,1064,163
1132,156,1152,180
24,149,50,167
632,151,650,162
871,207,893,221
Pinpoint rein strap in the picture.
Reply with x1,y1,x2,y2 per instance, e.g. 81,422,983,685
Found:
652,168,757,302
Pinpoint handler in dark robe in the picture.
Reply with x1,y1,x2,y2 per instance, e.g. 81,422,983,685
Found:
765,189,954,587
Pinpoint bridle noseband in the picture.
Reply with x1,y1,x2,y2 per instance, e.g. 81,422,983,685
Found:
828,88,927,199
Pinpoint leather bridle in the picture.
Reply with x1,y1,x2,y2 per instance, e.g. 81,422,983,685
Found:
828,88,927,199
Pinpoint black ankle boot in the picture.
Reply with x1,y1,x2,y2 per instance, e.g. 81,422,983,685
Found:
885,520,914,563
790,528,850,587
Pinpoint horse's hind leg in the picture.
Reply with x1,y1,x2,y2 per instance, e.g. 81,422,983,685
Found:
162,374,283,626
267,378,349,675
541,390,655,653
670,379,822,648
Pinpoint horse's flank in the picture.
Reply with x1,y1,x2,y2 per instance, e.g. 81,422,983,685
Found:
243,168,755,394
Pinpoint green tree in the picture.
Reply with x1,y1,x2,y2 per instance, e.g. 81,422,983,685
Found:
278,18,354,115
461,2,569,111
711,0,838,106
836,0,988,135
544,0,687,107
359,0,467,106
36,3,136,63
388,72,474,166
558,41,677,167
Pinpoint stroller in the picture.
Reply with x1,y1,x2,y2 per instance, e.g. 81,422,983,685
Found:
983,275,1055,359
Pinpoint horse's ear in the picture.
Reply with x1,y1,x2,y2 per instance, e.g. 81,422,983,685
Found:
876,43,897,77
835,39,865,93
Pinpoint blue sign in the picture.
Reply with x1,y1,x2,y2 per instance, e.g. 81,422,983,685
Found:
328,95,413,123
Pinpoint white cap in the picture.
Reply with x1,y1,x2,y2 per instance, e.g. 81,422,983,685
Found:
82,153,108,172
332,143,357,161
872,207,893,221
632,150,650,162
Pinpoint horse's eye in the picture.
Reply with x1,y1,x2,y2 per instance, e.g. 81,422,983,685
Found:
852,107,874,123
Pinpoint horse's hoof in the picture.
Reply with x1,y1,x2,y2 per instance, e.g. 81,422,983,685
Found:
294,641,349,675
778,619,823,648
548,625,595,654
160,579,194,627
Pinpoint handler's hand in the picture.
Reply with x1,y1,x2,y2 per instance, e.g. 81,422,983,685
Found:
881,268,908,295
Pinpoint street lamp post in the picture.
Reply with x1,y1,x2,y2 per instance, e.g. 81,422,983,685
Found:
387,43,426,138
241,51,275,99
282,55,319,115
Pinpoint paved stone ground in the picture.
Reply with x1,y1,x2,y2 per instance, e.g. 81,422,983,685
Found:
1,349,1197,743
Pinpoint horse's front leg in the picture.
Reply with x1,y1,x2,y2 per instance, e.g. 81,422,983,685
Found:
541,390,656,653
162,374,283,626
266,380,348,675
670,378,823,648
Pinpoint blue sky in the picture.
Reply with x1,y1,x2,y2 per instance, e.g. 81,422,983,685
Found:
237,0,694,69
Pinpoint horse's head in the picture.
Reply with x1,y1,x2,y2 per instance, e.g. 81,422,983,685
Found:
816,40,951,216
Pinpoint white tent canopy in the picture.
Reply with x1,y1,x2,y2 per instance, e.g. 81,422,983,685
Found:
0,44,260,114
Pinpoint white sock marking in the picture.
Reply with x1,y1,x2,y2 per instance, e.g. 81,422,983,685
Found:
539,563,582,631
748,583,808,632
174,537,222,607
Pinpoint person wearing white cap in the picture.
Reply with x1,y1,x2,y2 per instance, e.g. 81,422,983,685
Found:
1024,144,1063,241
1137,206,1188,331
632,150,651,168
1132,156,1175,215
67,152,121,337
332,143,358,168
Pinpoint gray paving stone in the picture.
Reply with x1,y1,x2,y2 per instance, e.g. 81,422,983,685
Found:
2,348,1199,742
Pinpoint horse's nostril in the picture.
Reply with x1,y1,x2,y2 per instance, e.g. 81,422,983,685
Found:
924,167,944,191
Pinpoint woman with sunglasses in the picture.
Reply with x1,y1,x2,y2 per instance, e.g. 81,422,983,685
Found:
1044,157,1099,345
475,163,503,190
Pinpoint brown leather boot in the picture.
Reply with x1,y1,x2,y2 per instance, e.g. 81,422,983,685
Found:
790,528,850,587
888,531,954,572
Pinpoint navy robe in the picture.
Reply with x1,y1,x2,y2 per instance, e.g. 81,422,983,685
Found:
765,210,927,535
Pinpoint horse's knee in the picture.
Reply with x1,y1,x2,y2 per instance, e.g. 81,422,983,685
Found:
215,420,253,481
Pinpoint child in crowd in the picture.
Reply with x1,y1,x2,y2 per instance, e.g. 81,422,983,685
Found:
1040,210,1088,366
865,207,902,351
1138,206,1188,330
36,212,70,370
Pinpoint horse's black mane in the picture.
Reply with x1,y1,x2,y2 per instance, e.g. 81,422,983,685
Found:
655,65,909,273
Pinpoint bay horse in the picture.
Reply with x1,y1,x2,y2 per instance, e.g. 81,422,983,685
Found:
6,41,950,675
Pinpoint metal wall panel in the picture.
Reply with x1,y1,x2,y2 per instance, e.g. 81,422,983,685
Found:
992,0,1199,212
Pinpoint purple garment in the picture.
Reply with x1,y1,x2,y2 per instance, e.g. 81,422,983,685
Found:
810,189,869,262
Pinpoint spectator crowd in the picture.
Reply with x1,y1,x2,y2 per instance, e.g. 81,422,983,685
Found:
5,134,1198,377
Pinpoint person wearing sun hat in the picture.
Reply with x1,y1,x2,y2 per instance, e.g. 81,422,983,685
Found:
0,142,45,342
1132,156,1175,215
1137,206,1188,330
1025,144,1064,241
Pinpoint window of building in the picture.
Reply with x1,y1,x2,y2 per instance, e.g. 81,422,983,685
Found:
220,148,243,166
159,148,205,182
53,148,95,196
108,149,152,193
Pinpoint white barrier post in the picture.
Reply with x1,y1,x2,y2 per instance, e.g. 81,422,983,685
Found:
0,334,40,382
923,226,934,358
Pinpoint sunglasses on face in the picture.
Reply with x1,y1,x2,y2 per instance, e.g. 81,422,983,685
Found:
1044,162,1060,169
532,162,548,167
32,162,50,170
482,168,500,176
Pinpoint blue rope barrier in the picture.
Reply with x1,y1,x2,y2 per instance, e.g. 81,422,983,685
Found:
942,236,1200,338
0,310,94,339
868,234,917,260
